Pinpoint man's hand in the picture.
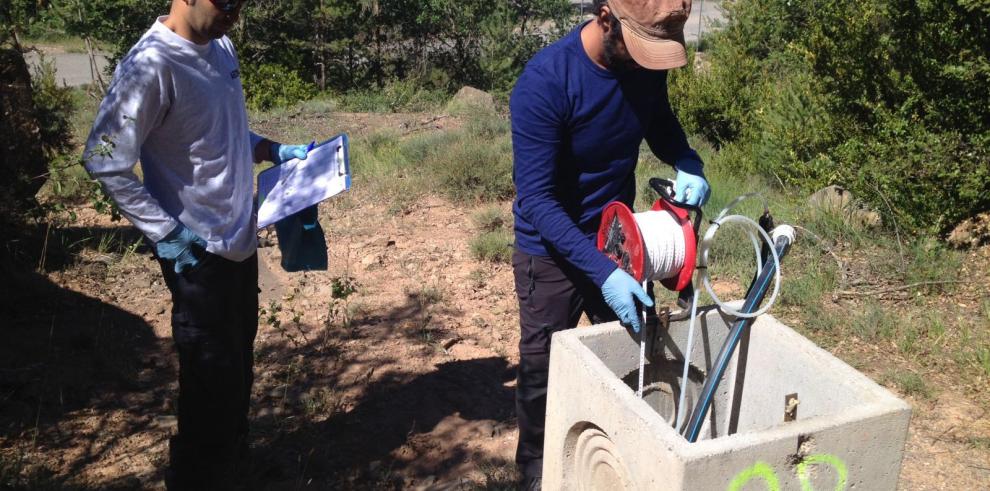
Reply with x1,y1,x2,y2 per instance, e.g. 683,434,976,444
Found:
601,268,653,333
271,141,313,165
674,159,710,207
156,224,208,273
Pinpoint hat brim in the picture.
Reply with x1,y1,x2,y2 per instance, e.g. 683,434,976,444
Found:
620,21,687,71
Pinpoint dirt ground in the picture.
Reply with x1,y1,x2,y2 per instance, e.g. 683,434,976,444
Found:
2,111,988,490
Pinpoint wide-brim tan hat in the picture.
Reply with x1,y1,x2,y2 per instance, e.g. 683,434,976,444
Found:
609,0,691,70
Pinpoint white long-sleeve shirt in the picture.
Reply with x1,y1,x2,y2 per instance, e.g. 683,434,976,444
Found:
84,17,258,261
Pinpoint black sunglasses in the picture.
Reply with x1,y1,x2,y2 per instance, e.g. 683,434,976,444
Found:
209,0,246,13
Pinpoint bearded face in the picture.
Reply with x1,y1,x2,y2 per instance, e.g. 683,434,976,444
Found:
601,12,643,73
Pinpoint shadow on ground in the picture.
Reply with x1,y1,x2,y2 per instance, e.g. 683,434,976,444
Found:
246,290,519,489
1,222,172,490
2,221,520,490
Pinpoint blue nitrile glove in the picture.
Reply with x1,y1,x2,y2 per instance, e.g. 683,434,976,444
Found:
601,268,654,333
674,159,711,207
271,141,314,165
155,224,208,274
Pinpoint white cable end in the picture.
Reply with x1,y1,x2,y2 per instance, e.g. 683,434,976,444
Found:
772,224,796,245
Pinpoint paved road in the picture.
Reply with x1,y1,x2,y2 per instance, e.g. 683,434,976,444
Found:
685,0,726,44
571,0,727,44
24,47,110,87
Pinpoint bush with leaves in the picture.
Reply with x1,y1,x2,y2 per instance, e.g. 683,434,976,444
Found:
670,0,990,234
50,0,573,105
242,63,317,111
30,57,75,158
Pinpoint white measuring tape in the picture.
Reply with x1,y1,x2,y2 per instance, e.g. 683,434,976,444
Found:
630,209,686,399
634,210,687,283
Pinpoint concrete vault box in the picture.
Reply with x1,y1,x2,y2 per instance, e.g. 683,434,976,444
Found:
543,308,911,490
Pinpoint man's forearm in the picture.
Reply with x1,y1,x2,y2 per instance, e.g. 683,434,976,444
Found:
253,138,275,163
249,131,275,163
87,170,179,243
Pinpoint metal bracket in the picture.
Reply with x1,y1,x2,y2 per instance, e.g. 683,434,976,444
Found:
648,306,670,360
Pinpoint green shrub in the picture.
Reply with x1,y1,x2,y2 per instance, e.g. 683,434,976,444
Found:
31,56,75,157
470,230,513,263
242,63,316,111
336,80,448,113
472,206,508,232
431,137,514,203
670,0,990,235
883,370,933,399
352,113,513,207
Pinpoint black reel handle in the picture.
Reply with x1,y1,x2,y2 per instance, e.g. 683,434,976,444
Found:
648,177,704,240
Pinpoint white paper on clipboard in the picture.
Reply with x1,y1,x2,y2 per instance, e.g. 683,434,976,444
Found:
256,134,351,229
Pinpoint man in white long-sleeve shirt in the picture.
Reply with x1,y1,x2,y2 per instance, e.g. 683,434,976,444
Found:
83,1,311,488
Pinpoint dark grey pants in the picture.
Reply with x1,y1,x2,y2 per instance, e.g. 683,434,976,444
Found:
158,251,259,490
512,249,616,479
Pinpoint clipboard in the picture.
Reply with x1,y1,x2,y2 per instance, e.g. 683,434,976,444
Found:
257,133,351,229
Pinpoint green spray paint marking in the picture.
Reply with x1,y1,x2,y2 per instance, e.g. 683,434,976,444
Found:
727,461,780,491
797,454,848,491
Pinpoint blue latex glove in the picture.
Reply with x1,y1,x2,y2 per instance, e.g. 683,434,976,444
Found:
601,268,654,333
674,159,711,207
271,141,314,165
155,224,208,274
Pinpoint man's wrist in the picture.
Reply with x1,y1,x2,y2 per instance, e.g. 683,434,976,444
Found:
674,159,703,175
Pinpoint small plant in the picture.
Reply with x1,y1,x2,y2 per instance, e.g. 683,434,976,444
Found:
779,257,837,308
331,276,358,299
260,301,282,330
419,326,437,345
468,267,490,290
470,230,513,264
975,347,990,378
883,370,933,400
413,285,445,308
799,304,838,334
302,387,344,420
897,321,922,357
969,436,990,450
902,238,962,291
326,275,358,330
260,301,306,348
472,206,508,232
850,302,897,341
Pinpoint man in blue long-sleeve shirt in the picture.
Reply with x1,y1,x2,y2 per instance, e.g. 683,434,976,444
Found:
510,0,709,487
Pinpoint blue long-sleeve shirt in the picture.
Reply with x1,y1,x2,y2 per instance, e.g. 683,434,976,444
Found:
511,22,702,287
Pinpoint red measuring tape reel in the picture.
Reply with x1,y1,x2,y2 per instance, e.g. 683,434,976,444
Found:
652,197,697,292
596,187,699,292
598,201,646,282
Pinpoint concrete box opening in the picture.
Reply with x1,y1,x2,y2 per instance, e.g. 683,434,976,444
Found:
543,307,911,490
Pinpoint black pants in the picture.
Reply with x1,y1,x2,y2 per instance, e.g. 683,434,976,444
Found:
158,251,259,490
512,250,616,479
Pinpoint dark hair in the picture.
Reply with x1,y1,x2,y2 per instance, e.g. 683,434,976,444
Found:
593,1,621,32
